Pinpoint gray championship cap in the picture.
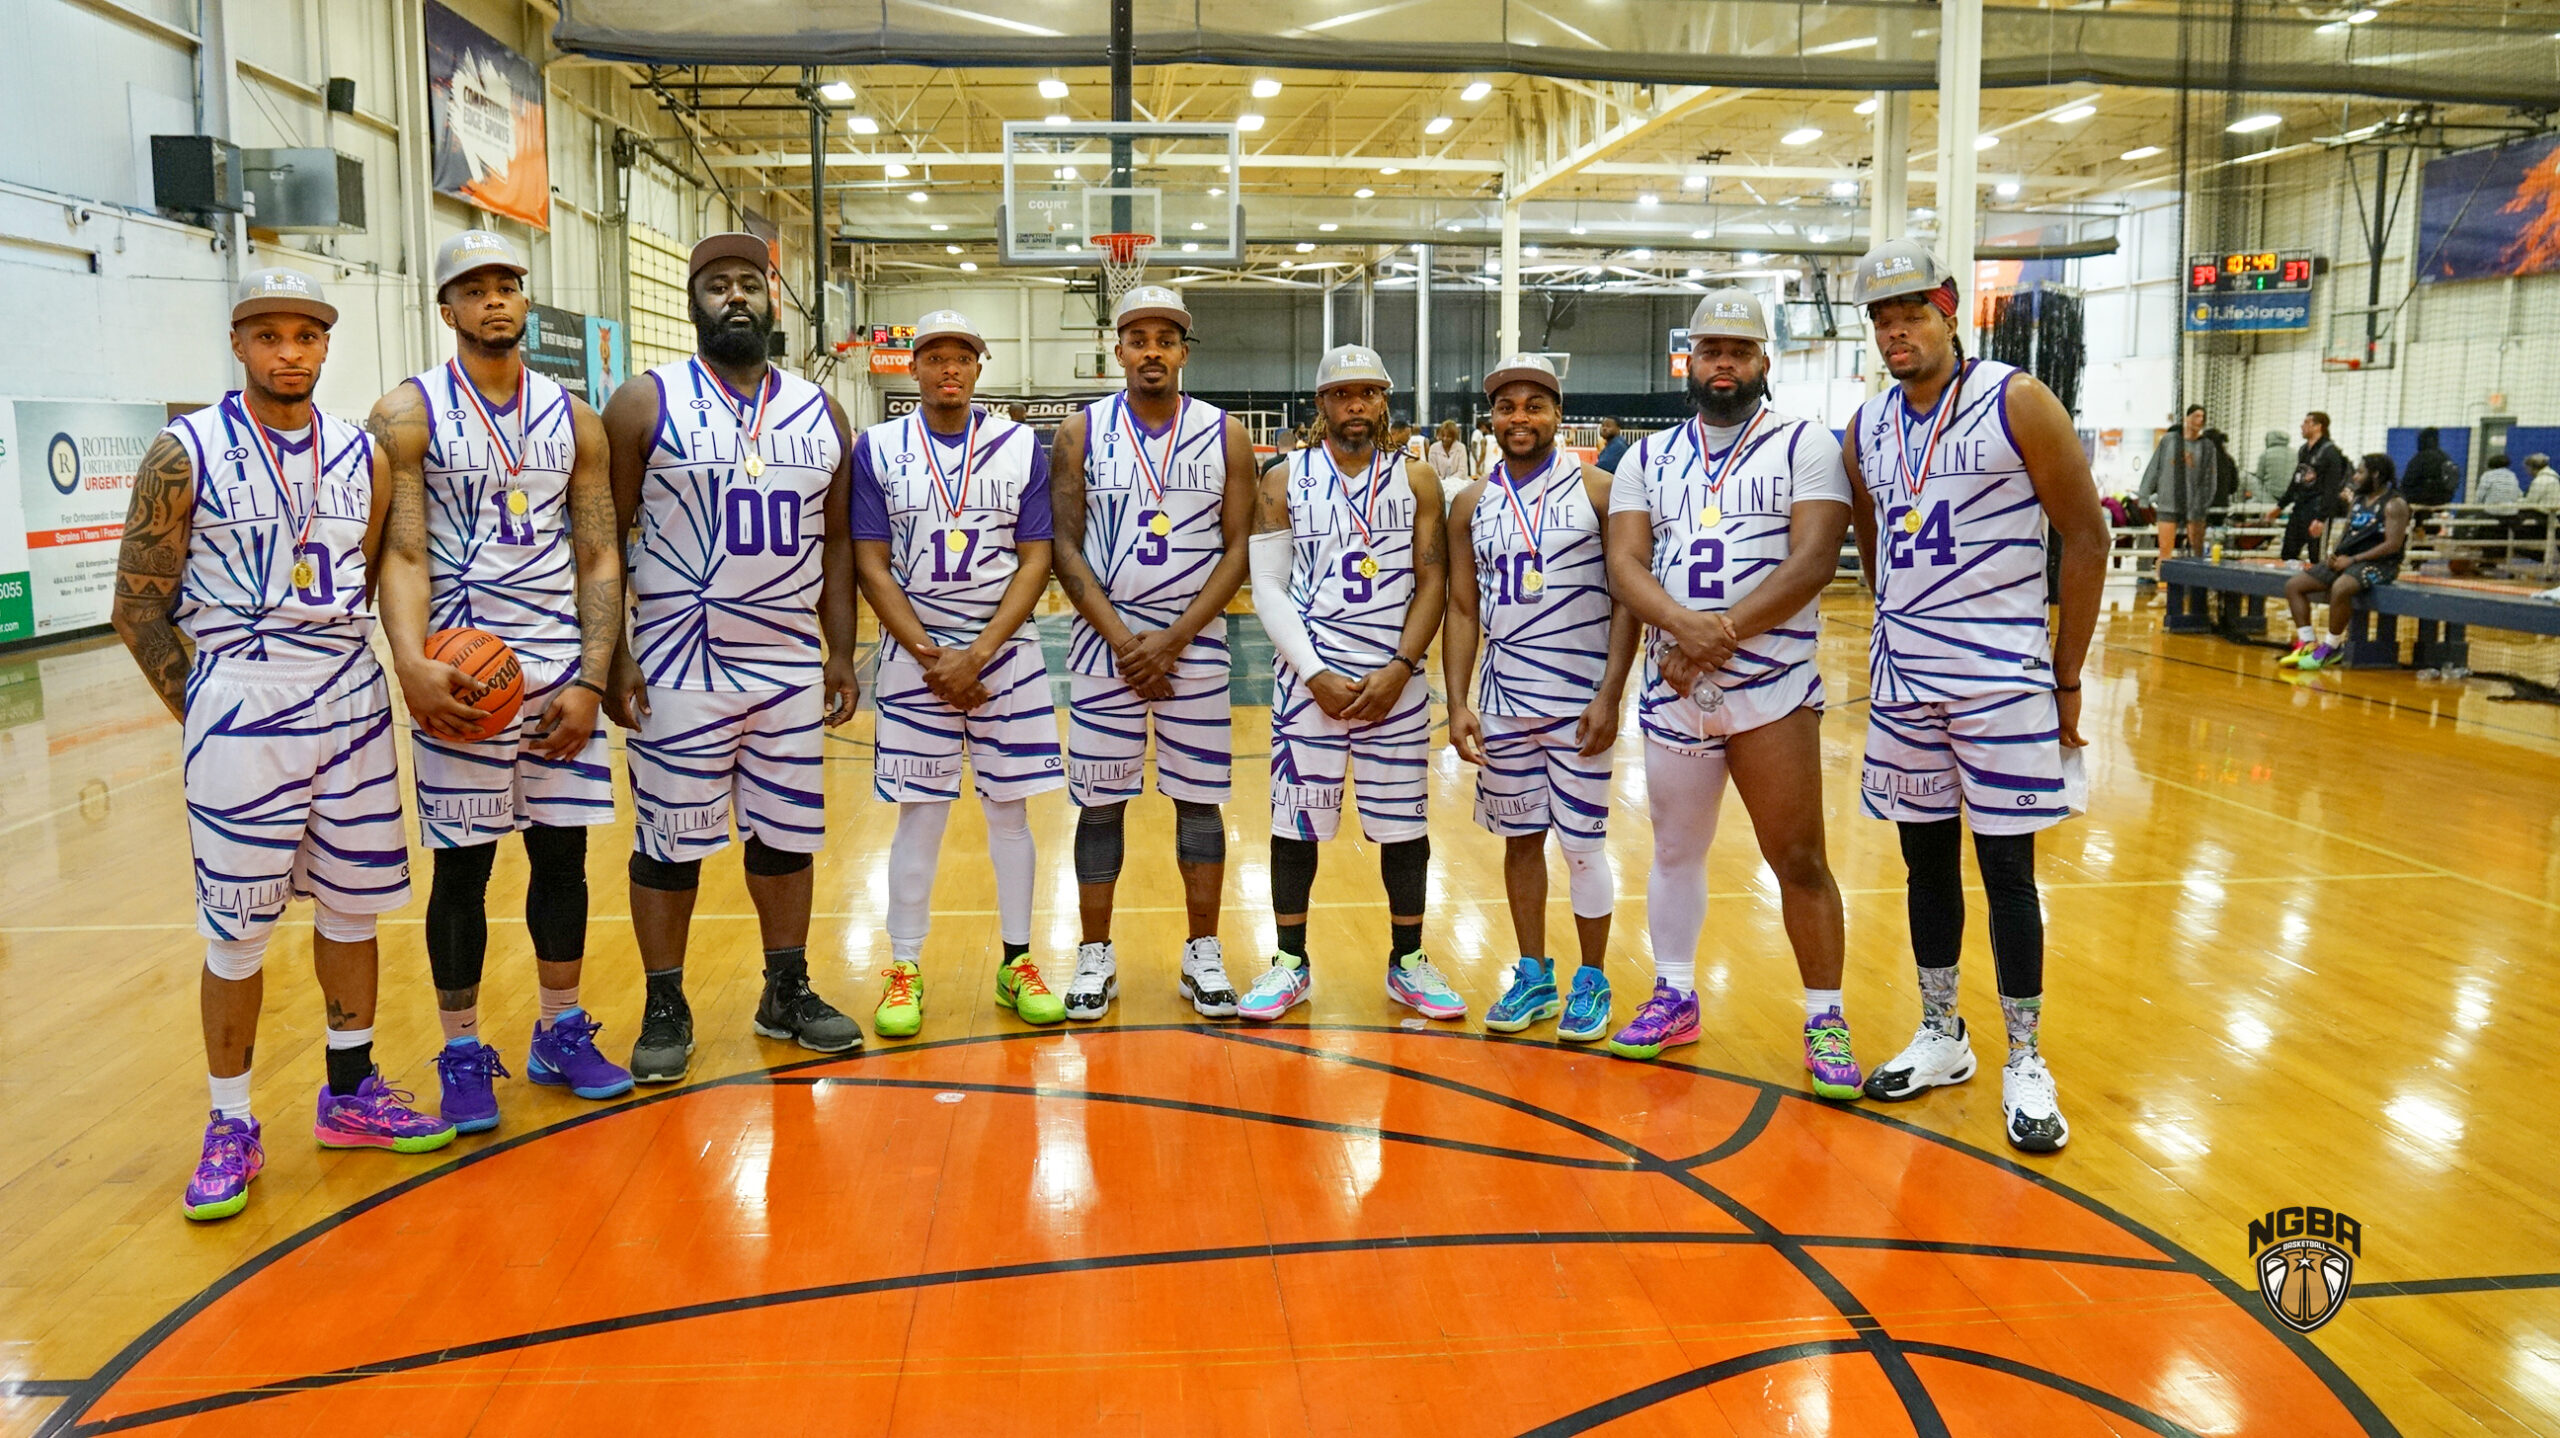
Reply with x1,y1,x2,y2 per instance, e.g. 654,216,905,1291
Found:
1112,283,1192,334
912,308,990,357
1314,343,1394,393
689,231,773,281
1482,352,1563,399
432,229,528,292
1845,238,1958,308
231,267,337,328
1686,288,1770,343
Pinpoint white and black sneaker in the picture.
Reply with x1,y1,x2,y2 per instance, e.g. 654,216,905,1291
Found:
1065,941,1117,1022
1861,1018,1979,1101
1178,937,1239,1018
2001,1051,2070,1152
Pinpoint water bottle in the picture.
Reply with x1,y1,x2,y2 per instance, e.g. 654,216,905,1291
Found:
1689,674,1728,714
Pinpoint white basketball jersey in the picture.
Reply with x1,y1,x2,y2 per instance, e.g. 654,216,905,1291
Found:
411,362,579,666
1285,443,1419,677
631,358,841,692
165,395,376,660
1850,359,2051,701
1468,451,1610,718
1070,393,1230,680
1620,406,1850,688
856,412,1045,649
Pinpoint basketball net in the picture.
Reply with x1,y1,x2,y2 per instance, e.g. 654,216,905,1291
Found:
1093,232,1156,310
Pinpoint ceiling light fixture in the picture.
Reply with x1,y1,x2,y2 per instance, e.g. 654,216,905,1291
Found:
1461,80,1492,102
1425,116,1454,134
929,222,948,231
1995,180,2021,198
1637,192,1658,206
1974,133,2000,151
2347,7,2377,21
818,80,855,103
1318,222,1339,231
1829,179,1858,197
884,162,910,178
1355,187,1374,198
1685,267,1706,279
2228,113,2282,133
1183,242,1200,252
1631,248,1652,260
2050,103,2096,123
1379,165,1401,175
1237,113,1265,131
1044,113,1071,126
2120,145,2163,160
946,244,961,254
959,260,978,271
907,191,926,202
1854,97,1879,115
848,115,880,134
1683,173,1708,189
1781,127,1822,146
1038,77,1069,99
1251,77,1282,98
1570,225,1587,235
1295,241,1315,252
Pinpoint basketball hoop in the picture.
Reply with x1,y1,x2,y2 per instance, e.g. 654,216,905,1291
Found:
1092,231,1156,308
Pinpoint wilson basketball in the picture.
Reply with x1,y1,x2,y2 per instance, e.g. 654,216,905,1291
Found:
422,626,524,742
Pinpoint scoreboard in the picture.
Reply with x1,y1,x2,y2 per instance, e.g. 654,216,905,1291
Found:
2186,251,2316,294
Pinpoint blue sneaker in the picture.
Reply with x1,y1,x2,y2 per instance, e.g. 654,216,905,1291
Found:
1483,957,1560,1034
1557,965,1613,1043
528,1009,636,1100
432,1040,508,1134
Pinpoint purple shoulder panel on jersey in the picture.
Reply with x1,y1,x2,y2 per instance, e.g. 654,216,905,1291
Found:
1017,444,1054,542
848,431,890,541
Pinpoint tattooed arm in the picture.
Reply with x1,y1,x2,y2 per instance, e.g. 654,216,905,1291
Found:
527,395,623,757
111,433,196,721
368,384,479,739
599,377,661,728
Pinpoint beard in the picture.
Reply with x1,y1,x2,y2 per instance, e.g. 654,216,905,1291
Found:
472,324,522,353
692,298,774,366
1688,372,1770,425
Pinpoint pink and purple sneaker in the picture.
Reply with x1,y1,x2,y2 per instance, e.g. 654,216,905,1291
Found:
1804,1009,1864,1100
314,1074,457,1154
528,1009,634,1100
433,1040,510,1134
1606,980,1700,1060
182,1112,264,1221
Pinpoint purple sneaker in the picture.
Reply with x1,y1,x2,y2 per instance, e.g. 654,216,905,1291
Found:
528,1008,635,1100
1804,1009,1863,1100
433,1040,509,1134
315,1074,457,1154
1605,979,1700,1060
182,1112,263,1221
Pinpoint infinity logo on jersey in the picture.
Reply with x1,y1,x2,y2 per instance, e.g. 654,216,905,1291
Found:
2249,1205,2361,1333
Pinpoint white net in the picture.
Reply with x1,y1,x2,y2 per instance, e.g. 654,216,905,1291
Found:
1095,233,1155,308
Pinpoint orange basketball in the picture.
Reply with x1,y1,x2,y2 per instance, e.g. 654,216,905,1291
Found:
422,626,524,742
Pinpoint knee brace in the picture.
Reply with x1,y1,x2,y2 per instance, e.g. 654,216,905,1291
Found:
981,795,1031,840
205,933,269,981
1074,802,1128,886
1379,835,1430,917
312,905,377,943
1173,799,1226,867
628,851,703,892
1559,835,1614,920
741,836,812,877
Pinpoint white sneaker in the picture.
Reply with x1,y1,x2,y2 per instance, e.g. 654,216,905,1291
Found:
2001,1051,2070,1152
1064,941,1117,1022
1861,1018,1978,1101
1178,937,1238,1018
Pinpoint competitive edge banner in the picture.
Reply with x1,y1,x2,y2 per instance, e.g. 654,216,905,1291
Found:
425,0,550,231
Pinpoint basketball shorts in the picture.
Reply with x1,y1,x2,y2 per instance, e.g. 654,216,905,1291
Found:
1471,712,1611,845
872,635,1065,805
411,655,613,849
1268,662,1430,843
183,649,411,941
1860,689,2087,836
626,684,825,862
2330,555,2400,590
1067,667,1233,807
1639,654,1823,754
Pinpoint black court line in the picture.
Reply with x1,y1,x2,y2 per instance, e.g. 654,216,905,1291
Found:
1668,1087,1782,1169
2353,1271,2560,1299
4,1381,85,1398
39,1023,2399,1438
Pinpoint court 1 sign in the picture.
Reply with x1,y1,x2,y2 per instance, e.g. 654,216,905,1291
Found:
13,400,163,640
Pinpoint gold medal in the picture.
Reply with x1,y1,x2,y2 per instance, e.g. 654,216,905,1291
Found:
1357,556,1381,580
1522,567,1545,594
505,488,529,516
946,528,969,553
1901,508,1924,534
1149,511,1173,537
743,452,765,479
1700,505,1722,528
291,558,317,590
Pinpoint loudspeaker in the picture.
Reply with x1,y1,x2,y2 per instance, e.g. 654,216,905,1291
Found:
151,135,244,213
325,78,357,115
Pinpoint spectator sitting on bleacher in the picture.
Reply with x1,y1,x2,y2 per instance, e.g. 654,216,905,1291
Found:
2476,454,2522,512
2524,455,2560,507
2277,452,2410,672
1593,416,1628,474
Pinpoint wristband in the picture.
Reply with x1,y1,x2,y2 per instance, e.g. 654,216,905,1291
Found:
570,679,606,698
2053,682,2081,693
1390,653,1420,676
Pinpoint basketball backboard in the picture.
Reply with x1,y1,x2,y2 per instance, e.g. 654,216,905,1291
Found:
1000,121,1244,266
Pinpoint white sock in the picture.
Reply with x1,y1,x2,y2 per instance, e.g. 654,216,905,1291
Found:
1641,741,1727,997
324,1025,374,1050
981,795,1036,947
208,1071,253,1120
2295,625,2316,645
887,801,954,964
1804,988,1843,1021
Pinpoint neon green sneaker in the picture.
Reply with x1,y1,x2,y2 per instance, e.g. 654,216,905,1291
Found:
996,954,1067,1026
874,960,924,1039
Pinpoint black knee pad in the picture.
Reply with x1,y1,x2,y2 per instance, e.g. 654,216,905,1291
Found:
628,851,703,892
742,836,813,877
1173,800,1225,867
521,823,587,877
1074,802,1128,886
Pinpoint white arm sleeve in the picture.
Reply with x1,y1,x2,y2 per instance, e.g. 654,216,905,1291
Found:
1249,529,1328,681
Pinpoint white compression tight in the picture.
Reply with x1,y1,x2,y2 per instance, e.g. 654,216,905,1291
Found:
1643,741,1729,995
886,797,1038,963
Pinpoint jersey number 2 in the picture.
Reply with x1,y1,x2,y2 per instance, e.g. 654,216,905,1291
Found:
1685,536,1726,601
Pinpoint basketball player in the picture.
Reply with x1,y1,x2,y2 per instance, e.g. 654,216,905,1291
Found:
114,271,453,1222
851,310,1065,1036
601,233,864,1082
1242,345,1453,1022
2277,452,2409,671
371,231,629,1133
1841,240,2111,1152
1443,353,1634,1041
1599,291,1860,1096
1047,286,1257,1019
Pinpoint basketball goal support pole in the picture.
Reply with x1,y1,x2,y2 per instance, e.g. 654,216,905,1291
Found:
1110,0,1134,241
1414,243,1432,436
804,68,827,369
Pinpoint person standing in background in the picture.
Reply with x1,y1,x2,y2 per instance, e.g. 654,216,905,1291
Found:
1593,417,1630,475
2279,412,2350,563
2136,405,2218,570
